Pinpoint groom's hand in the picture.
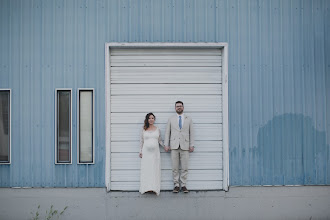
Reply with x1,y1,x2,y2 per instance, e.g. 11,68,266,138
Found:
189,147,194,152
164,146,170,152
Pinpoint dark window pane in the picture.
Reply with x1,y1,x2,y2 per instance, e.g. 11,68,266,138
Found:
0,91,10,162
57,91,71,163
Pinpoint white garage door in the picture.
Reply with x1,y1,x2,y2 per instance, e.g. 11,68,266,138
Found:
109,48,223,190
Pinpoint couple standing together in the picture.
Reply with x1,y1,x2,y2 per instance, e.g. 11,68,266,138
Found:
139,101,194,196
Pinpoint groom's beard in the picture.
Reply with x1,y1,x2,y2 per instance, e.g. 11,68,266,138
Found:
176,109,183,114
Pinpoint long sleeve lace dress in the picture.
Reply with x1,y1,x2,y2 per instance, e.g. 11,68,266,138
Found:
139,127,164,195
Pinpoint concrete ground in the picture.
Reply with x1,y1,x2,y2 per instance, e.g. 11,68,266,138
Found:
0,186,330,220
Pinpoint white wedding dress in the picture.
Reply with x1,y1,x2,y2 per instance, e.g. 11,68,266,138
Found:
139,127,164,196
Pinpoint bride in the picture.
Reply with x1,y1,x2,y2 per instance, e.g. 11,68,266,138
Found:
139,112,164,195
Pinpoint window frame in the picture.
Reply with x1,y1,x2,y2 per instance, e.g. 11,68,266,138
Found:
55,88,72,165
0,89,11,165
77,88,95,165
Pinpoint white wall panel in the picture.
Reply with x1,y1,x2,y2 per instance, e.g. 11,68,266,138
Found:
111,84,222,95
111,153,222,170
110,67,222,84
110,124,222,141
111,170,223,182
110,56,222,67
110,141,223,153
110,112,223,124
110,48,222,56
110,95,222,112
111,181,223,191
109,48,223,191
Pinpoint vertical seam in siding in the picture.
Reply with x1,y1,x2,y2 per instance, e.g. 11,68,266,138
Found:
248,0,253,185
301,0,306,184
237,0,242,185
324,0,329,183
128,0,131,42
184,0,186,42
270,0,275,185
312,0,317,183
151,0,153,42
258,0,263,185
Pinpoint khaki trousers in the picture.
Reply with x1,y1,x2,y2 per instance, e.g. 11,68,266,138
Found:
171,148,189,187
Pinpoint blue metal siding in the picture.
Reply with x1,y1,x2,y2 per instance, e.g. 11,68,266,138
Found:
0,0,106,187
0,0,329,187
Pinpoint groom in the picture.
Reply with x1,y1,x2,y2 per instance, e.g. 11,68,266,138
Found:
164,101,195,193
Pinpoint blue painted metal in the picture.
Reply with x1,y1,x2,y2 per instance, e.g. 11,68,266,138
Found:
0,0,329,187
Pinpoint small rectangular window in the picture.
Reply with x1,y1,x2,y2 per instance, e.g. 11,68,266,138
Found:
55,89,72,164
0,89,10,164
78,89,94,164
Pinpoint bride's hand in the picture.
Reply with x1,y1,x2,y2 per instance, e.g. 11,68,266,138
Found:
139,152,142,158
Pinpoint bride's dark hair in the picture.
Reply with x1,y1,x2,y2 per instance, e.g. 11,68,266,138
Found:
144,112,156,130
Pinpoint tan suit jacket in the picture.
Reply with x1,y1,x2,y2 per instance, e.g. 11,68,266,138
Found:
164,114,195,150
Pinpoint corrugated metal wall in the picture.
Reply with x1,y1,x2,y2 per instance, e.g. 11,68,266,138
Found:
0,0,329,187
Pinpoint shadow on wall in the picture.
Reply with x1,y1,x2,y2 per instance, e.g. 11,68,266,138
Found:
257,113,329,185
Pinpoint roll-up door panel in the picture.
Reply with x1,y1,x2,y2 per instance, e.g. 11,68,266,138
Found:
109,48,223,190
110,141,223,153
110,112,223,124
110,67,222,84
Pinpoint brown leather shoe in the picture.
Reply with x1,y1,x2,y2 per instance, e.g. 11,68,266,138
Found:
172,186,180,193
182,186,189,193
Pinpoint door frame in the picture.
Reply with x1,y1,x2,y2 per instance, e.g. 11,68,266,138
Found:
105,42,229,191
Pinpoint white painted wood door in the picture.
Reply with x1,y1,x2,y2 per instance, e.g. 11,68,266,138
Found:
109,48,223,190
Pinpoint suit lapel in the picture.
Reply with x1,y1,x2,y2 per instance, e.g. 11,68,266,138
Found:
182,115,189,130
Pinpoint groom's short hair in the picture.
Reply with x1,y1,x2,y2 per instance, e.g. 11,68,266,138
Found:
175,101,184,106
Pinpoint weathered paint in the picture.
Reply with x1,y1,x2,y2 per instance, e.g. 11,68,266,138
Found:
0,0,329,187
